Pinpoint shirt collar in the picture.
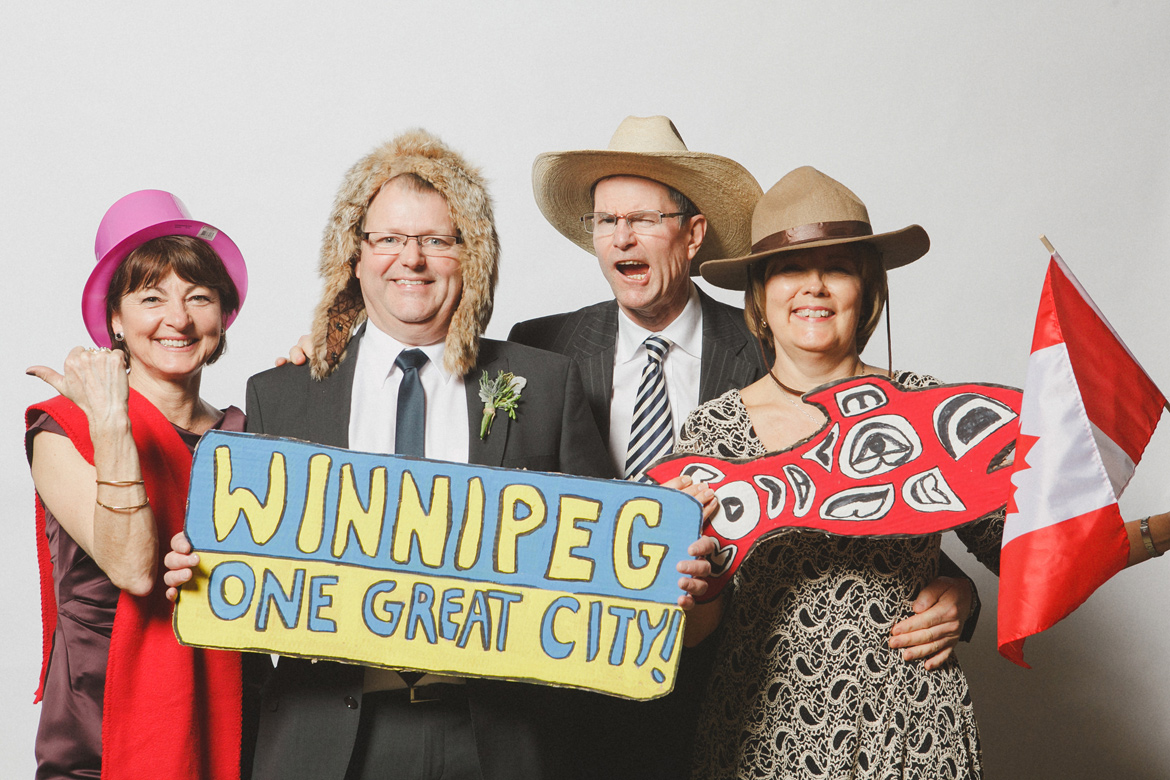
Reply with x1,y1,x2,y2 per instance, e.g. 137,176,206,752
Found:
615,283,703,364
362,321,455,385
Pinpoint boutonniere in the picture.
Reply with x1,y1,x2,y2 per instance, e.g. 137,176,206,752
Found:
479,370,526,439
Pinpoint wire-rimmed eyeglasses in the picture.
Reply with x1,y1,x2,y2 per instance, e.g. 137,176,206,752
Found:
580,210,690,237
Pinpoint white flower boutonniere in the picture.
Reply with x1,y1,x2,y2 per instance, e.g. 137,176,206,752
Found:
479,370,526,439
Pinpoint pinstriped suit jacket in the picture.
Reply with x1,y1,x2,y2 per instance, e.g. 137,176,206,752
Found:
507,287,768,441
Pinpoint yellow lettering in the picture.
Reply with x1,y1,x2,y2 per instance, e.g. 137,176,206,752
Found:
546,496,599,581
613,498,666,591
495,484,546,574
297,454,332,554
332,464,386,558
392,472,451,567
213,445,286,544
455,477,485,570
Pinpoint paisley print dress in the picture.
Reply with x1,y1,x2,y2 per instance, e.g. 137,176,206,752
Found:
680,372,1002,780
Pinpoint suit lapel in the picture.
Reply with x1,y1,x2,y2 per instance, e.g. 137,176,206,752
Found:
569,302,618,437
466,342,508,467
309,334,361,448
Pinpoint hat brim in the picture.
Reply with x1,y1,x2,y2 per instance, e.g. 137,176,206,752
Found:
532,150,761,275
82,219,249,347
699,225,930,290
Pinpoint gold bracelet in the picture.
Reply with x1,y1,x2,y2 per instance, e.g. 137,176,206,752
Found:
95,498,150,512
96,479,145,487
1140,516,1163,558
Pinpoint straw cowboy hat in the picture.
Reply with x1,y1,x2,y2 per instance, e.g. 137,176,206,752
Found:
699,165,929,290
532,115,762,274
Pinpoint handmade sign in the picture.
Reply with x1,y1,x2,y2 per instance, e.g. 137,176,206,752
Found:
647,376,1021,601
173,431,702,700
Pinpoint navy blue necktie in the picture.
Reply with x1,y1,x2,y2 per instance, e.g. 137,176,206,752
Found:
395,349,429,458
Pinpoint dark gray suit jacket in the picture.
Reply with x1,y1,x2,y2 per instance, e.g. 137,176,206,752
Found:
246,336,612,780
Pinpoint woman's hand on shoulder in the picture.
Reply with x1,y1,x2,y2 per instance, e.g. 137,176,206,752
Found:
27,346,129,424
888,575,973,670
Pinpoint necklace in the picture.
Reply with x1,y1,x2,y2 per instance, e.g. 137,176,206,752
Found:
768,358,864,424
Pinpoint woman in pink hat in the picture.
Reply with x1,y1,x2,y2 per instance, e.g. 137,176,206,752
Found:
25,190,250,780
679,167,1002,779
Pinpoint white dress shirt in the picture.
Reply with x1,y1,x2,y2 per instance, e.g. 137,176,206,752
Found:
608,283,703,476
347,322,469,690
349,323,469,464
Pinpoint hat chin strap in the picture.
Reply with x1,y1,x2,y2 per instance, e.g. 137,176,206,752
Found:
751,220,873,253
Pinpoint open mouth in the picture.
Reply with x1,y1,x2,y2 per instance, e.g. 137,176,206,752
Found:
158,339,196,348
616,261,650,280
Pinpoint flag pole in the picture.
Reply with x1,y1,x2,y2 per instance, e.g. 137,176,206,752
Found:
1039,234,1056,254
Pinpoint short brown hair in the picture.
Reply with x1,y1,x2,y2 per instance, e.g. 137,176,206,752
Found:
743,243,888,359
106,235,240,365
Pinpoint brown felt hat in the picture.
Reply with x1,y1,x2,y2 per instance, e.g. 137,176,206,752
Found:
699,166,929,290
532,115,762,275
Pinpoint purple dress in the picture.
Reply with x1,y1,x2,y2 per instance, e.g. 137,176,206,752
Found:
26,407,245,780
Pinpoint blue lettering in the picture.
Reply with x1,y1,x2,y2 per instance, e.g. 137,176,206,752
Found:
362,580,403,637
406,583,438,643
540,596,579,660
439,588,465,641
457,590,492,650
256,569,305,631
207,561,255,621
308,575,338,632
486,590,522,652
607,606,636,665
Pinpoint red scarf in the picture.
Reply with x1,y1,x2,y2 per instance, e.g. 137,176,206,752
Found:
28,390,242,780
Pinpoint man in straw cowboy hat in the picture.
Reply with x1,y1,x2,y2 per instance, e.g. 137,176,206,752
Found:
510,116,982,779
168,130,617,780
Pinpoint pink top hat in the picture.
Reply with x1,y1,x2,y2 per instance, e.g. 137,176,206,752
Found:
82,189,249,347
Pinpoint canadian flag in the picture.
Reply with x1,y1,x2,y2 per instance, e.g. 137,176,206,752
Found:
998,253,1166,666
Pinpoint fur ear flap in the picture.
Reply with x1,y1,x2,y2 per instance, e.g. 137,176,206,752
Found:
307,130,499,379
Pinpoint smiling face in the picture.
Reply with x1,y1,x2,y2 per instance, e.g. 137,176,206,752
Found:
591,176,706,331
355,177,463,345
762,244,865,363
110,269,224,383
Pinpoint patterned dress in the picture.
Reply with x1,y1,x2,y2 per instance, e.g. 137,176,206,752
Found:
680,372,1002,780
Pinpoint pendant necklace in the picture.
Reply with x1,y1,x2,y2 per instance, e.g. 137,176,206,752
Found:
768,358,864,424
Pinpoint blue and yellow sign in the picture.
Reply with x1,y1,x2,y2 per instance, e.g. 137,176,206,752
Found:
173,431,702,700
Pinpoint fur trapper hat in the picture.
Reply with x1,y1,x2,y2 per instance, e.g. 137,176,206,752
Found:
308,129,499,379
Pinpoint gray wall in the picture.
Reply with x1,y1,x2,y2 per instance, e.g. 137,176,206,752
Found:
4,2,1169,777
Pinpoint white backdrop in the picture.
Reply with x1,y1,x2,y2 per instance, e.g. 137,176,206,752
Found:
4,2,1169,777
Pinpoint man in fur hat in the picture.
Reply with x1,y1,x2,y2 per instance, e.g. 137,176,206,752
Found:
228,130,615,780
510,115,980,780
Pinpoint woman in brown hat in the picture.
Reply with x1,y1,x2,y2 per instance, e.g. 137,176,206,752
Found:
679,167,1001,779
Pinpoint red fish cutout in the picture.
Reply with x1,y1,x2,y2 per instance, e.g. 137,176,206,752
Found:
646,375,1021,601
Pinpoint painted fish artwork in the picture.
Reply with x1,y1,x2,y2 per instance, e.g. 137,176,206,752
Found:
646,375,1022,601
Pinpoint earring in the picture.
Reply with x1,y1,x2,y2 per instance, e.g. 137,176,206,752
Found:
114,333,124,342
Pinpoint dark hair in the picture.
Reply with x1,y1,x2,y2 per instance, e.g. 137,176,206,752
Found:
743,242,888,359
590,176,699,220
106,235,240,365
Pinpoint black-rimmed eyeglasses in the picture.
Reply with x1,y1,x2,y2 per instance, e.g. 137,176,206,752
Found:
360,231,463,257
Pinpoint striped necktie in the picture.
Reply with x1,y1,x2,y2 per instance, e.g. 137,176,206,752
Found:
625,335,674,480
